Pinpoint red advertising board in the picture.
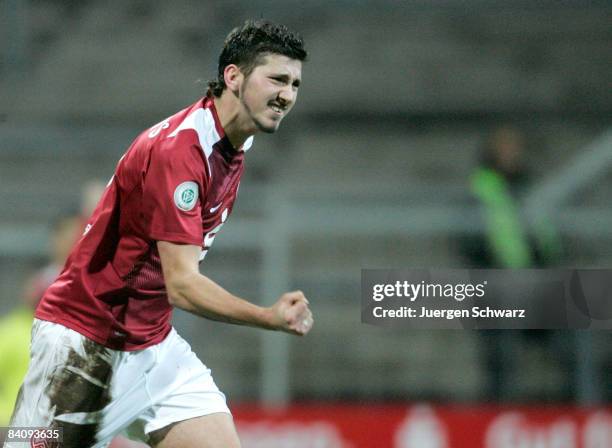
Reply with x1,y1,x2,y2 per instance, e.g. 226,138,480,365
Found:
233,404,612,448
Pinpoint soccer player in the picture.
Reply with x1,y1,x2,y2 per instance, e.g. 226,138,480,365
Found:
6,20,313,448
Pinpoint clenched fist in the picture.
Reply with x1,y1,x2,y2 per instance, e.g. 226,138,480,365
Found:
269,290,313,336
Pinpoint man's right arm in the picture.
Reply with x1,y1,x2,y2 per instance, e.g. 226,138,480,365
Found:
157,241,313,336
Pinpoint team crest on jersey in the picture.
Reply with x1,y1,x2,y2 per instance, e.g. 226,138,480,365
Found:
174,181,198,211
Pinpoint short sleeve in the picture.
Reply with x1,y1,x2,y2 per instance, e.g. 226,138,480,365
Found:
141,140,208,245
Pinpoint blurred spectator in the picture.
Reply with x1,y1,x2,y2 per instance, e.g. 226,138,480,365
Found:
462,125,561,268
21,180,107,307
25,213,81,305
460,125,568,402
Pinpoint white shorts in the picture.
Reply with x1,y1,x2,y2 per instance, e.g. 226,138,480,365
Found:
5,319,230,448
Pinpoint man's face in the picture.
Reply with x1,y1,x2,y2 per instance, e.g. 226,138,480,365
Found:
239,54,302,133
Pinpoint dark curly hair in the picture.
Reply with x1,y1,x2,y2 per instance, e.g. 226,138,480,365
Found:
207,20,307,97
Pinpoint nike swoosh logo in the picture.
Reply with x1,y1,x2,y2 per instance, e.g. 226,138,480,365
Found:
210,203,222,213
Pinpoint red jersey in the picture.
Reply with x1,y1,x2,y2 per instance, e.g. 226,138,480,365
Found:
36,97,253,350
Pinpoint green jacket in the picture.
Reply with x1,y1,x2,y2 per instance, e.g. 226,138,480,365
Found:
470,168,561,268
0,307,33,425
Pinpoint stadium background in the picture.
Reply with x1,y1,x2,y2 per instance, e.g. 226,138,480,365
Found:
1,0,611,446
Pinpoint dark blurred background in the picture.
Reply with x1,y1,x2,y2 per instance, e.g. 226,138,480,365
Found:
1,0,611,433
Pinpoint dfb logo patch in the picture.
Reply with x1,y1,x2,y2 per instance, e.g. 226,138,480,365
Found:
174,181,199,211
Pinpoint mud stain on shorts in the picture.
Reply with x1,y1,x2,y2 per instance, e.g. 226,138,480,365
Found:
46,338,114,448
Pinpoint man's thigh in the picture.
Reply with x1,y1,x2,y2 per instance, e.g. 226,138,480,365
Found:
149,413,240,448
9,319,116,447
